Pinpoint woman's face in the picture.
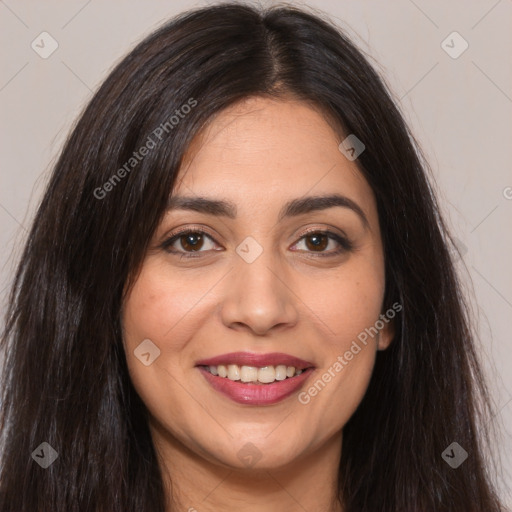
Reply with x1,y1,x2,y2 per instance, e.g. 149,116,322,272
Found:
122,97,393,471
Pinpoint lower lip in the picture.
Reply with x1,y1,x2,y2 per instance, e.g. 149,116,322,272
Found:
198,367,314,406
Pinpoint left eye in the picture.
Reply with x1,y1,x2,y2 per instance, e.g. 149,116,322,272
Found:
161,229,351,258
291,231,351,256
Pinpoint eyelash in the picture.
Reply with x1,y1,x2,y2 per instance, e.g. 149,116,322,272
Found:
160,226,353,259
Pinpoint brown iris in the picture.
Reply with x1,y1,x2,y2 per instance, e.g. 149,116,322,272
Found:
304,233,329,252
180,233,205,251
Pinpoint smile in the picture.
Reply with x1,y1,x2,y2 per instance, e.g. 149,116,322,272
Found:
196,352,315,405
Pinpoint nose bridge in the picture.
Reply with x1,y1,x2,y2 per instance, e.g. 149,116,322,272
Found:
220,235,298,334
237,243,279,294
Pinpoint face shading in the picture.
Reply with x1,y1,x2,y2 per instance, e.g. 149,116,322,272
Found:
121,96,393,474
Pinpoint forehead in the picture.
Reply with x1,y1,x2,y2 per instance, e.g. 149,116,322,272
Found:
174,97,376,222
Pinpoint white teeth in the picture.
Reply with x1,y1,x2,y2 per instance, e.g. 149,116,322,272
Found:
227,364,240,381
204,363,306,383
240,366,258,383
258,366,276,383
275,365,287,381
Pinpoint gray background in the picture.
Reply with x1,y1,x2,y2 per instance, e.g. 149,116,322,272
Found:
1,0,511,504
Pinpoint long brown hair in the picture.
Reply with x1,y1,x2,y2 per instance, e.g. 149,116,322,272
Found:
0,3,504,510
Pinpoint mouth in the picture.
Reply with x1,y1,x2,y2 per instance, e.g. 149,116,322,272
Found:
195,352,315,405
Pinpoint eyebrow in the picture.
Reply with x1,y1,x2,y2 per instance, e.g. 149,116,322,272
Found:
166,193,369,228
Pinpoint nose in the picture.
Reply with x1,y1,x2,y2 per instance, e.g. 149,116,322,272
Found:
219,249,300,336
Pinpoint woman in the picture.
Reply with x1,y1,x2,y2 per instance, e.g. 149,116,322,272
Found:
0,3,504,511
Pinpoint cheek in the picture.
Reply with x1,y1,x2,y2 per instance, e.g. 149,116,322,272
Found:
296,251,385,426
310,250,386,347
120,261,198,406
122,260,214,353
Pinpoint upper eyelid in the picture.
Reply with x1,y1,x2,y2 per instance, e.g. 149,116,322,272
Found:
165,223,348,239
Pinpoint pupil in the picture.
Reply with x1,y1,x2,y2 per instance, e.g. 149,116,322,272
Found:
183,233,202,251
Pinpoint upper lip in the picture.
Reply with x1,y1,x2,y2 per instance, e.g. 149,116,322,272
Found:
195,352,314,370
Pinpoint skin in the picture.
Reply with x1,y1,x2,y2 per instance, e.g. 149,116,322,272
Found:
121,96,394,511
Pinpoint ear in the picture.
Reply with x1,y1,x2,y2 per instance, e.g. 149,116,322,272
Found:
377,316,395,351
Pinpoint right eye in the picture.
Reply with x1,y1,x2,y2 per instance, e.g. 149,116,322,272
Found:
160,228,221,258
